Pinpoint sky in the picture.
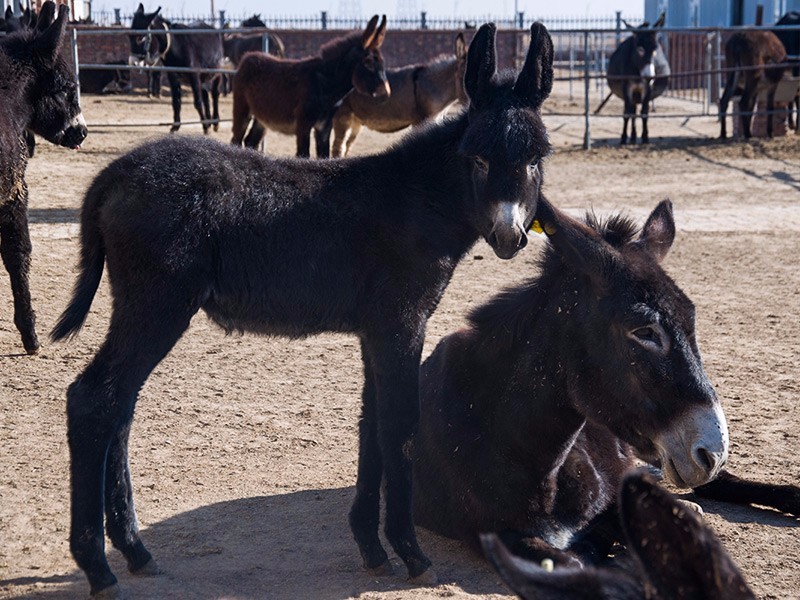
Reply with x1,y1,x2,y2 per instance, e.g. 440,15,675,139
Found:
92,0,644,21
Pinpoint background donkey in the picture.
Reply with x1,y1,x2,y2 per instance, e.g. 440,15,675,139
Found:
223,14,285,65
774,11,800,130
231,15,390,157
129,4,223,132
719,31,787,139
600,14,670,144
51,21,555,597
481,470,758,600
331,33,468,157
0,1,87,355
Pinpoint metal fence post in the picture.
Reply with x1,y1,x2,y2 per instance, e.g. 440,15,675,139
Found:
705,33,712,115
421,11,427,30
262,30,269,54
71,27,81,105
715,30,722,114
321,11,327,30
517,11,524,29
583,30,591,150
218,10,225,28
569,37,575,101
615,10,621,46
114,8,121,25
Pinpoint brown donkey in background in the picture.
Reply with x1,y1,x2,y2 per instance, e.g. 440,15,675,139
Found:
231,15,390,157
719,30,787,139
332,33,468,157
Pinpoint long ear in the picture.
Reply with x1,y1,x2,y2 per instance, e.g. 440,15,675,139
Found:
464,22,497,109
34,2,68,62
634,199,675,262
534,197,615,291
34,1,55,31
480,534,642,600
455,32,467,59
619,471,755,600
5,6,12,21
513,22,554,108
22,6,31,27
654,12,666,28
135,3,145,13
361,14,379,49
369,15,387,49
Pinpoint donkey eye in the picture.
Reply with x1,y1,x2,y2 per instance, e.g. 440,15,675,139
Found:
634,327,658,342
474,157,489,172
629,324,669,353
636,47,646,57
528,162,540,176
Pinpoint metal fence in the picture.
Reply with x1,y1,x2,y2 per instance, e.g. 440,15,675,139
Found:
72,23,800,148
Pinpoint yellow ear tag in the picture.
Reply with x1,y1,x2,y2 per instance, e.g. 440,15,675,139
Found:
530,219,557,236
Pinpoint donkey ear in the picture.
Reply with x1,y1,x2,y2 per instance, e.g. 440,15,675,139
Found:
369,15,387,50
5,6,12,21
654,12,666,28
635,199,675,262
455,32,467,59
135,3,145,14
513,22,554,108
33,3,67,61
480,534,643,599
535,197,614,292
464,23,497,109
361,14,380,49
34,1,55,31
619,471,754,599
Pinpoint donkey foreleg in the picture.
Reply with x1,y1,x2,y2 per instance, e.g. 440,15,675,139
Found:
344,121,363,157
243,121,266,149
210,77,221,132
0,197,39,354
740,87,757,139
189,73,209,134
718,70,738,139
295,122,313,158
167,72,182,133
693,469,800,516
640,89,653,144
766,88,776,138
314,119,334,159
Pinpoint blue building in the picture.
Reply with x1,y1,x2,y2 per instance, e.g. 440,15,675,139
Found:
645,0,797,27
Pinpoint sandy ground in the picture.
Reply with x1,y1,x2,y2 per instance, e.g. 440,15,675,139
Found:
1,84,799,599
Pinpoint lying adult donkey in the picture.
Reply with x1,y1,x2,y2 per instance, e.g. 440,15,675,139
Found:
481,470,763,599
0,1,86,354
51,22,554,597
332,33,468,157
414,197,798,568
129,4,223,132
231,15,391,157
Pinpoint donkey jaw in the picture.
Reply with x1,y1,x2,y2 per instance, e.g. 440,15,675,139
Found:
654,402,729,489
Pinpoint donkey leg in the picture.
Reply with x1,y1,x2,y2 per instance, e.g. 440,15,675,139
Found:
314,120,333,159
345,122,363,157
230,89,251,146
640,94,652,144
0,198,39,354
718,71,737,139
693,470,800,516
364,333,433,581
295,121,312,158
211,77,221,132
766,89,776,138
740,92,755,139
167,72,182,133
201,87,212,134
69,283,198,595
629,103,638,145
243,121,266,149
349,341,391,574
189,74,209,134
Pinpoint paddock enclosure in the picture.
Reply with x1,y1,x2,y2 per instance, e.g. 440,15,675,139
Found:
0,84,799,598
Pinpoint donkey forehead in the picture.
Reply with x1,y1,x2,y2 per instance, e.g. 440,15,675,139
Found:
615,258,696,328
460,104,550,161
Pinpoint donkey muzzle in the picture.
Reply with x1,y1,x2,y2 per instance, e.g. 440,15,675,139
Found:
58,113,88,149
487,202,528,260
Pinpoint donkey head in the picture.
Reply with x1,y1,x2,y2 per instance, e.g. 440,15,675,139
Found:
460,23,553,260
22,2,87,149
626,13,665,79
129,3,164,66
350,15,390,99
534,198,728,488
480,470,755,600
241,14,266,28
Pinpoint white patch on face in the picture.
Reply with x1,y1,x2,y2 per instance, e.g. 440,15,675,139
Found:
69,113,86,129
654,402,729,489
493,201,525,232
640,54,656,79
128,55,145,67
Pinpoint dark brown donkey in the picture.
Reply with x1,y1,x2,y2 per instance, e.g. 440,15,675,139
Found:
332,33,468,157
0,2,86,354
719,30,788,139
51,22,554,597
231,15,390,158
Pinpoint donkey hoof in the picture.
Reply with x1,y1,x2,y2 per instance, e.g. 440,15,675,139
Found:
169,126,180,134
409,567,438,586
91,583,125,599
213,124,220,132
131,558,163,577
366,559,394,576
23,336,40,355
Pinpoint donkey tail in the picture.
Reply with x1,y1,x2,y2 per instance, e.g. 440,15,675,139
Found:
50,177,108,341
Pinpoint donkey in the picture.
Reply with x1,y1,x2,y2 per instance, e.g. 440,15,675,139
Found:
481,470,759,600
719,31,787,139
129,4,224,133
0,1,86,355
331,33,468,157
775,11,800,130
3,4,38,158
223,14,285,65
601,14,670,144
231,15,390,158
51,22,555,597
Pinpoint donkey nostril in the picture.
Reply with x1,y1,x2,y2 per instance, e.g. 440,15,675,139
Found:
517,233,528,250
487,230,499,249
694,446,715,471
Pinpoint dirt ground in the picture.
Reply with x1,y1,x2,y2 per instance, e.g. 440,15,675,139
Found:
1,85,799,599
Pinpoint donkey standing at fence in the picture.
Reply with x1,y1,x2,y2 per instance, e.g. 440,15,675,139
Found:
232,15,390,157
51,21,555,597
129,3,224,133
719,31,787,139
223,14,285,65
0,2,87,354
775,11,800,130
599,13,670,144
331,33,468,157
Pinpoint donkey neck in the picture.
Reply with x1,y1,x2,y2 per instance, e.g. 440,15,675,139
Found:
417,57,462,114
0,47,34,135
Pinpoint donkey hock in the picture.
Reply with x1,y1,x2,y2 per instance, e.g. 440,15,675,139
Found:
52,22,554,597
0,1,86,354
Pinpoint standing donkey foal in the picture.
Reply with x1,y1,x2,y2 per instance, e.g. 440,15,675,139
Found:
0,2,87,354
52,22,554,597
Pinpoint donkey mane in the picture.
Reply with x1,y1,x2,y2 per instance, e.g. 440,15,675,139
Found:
466,211,640,356
320,31,363,61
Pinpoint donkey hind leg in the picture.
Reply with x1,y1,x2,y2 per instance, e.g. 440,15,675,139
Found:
344,121,363,157
620,95,634,145
640,93,653,144
766,89,776,138
189,74,209,134
718,70,738,139
167,72,183,133
362,333,434,582
201,86,212,134
349,341,392,574
314,119,334,159
629,102,638,144
68,289,198,595
230,89,251,146
243,121,267,150
211,77,221,132
0,201,39,354
693,470,800,516
740,88,757,139
331,112,351,158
